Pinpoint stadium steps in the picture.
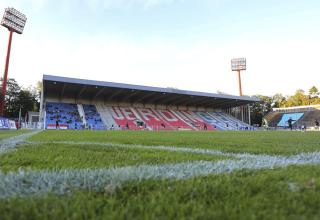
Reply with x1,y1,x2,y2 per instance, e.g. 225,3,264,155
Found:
134,108,173,131
264,111,277,122
150,109,173,130
265,109,320,128
153,109,194,130
209,112,235,130
95,104,117,129
170,110,199,131
277,113,304,127
45,102,82,129
207,112,235,130
109,107,146,130
219,112,252,129
215,112,247,129
77,104,86,125
177,110,215,131
130,108,152,130
271,113,283,127
264,112,283,127
296,110,320,127
196,112,225,130
263,111,276,127
83,104,105,130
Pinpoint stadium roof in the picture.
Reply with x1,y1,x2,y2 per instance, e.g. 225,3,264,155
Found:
42,75,260,109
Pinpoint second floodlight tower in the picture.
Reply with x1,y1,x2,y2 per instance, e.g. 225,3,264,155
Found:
231,58,246,96
0,7,27,116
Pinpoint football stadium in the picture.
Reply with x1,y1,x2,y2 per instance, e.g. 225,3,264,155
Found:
1,2,320,220
40,74,257,131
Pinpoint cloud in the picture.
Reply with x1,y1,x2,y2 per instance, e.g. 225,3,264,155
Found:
0,0,48,12
0,0,180,13
0,0,319,97
86,0,183,10
2,28,319,97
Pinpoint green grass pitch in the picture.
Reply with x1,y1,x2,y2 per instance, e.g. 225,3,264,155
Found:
1,130,320,219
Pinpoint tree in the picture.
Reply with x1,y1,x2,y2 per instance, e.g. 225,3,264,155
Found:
250,95,272,126
309,86,319,98
0,78,40,118
17,89,38,117
272,93,287,108
308,86,320,105
286,89,309,107
1,78,21,118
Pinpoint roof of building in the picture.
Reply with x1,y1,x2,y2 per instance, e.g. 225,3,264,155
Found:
273,104,320,112
42,74,260,109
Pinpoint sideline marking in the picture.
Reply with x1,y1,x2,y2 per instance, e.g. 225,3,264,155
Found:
1,150,320,199
0,130,42,155
29,140,266,159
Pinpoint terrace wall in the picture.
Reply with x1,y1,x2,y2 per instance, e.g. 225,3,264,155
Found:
43,97,218,112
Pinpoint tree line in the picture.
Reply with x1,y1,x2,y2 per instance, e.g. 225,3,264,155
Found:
0,78,40,119
250,86,320,126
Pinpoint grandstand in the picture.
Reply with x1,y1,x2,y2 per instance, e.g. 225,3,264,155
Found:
40,75,260,131
263,105,320,129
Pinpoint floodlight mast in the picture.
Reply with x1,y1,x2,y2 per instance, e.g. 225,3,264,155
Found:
0,7,27,116
231,58,246,96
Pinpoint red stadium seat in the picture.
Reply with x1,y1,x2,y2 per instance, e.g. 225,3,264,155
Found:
110,107,145,130
135,108,172,130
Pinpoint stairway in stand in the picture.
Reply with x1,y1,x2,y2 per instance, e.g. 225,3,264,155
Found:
77,104,86,125
95,104,117,129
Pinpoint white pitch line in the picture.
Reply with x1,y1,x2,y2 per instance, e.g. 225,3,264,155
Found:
29,140,267,160
32,140,315,162
0,130,42,155
1,151,320,199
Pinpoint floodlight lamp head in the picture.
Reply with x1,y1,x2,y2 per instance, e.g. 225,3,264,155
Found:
1,7,27,34
231,58,246,71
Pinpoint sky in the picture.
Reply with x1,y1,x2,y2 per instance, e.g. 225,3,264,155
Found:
0,0,319,96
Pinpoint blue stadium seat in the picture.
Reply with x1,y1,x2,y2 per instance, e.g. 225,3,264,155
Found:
277,113,304,127
83,104,105,130
45,102,82,129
